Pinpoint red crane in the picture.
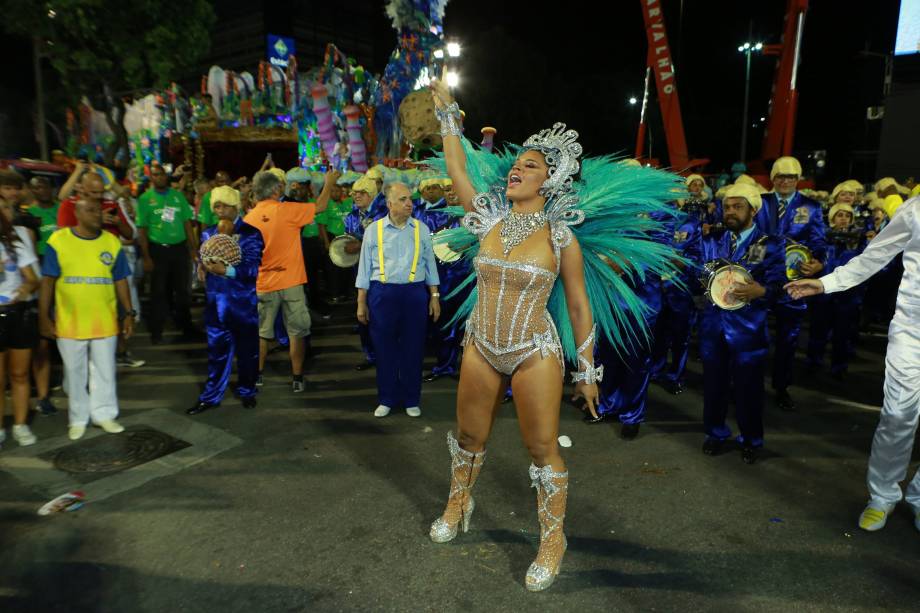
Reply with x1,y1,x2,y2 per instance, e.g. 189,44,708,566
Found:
636,0,808,174
636,0,708,171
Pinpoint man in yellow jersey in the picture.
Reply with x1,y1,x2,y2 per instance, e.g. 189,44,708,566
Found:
356,183,440,418
39,199,135,441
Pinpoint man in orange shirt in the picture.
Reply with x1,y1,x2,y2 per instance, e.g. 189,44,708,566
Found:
244,169,335,392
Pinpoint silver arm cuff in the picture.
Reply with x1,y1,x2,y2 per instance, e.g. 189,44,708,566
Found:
435,101,462,137
569,324,603,384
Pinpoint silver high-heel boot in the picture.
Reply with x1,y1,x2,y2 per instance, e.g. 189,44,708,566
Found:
525,463,569,592
429,431,486,543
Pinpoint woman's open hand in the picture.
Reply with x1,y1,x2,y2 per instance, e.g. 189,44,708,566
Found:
429,79,453,110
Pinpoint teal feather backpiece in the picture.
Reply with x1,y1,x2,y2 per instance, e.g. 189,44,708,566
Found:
427,137,688,362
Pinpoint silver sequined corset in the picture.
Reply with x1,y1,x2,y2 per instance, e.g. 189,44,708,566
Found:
465,254,563,376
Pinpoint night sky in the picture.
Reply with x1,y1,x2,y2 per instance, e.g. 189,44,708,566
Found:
1,0,904,183
442,0,901,178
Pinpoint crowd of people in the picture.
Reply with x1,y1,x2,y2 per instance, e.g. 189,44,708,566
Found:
0,114,917,590
0,153,913,450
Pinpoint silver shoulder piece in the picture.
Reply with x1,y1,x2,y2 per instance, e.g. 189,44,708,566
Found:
462,188,510,240
547,192,584,249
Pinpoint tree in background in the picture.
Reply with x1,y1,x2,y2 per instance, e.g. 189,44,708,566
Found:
1,0,215,164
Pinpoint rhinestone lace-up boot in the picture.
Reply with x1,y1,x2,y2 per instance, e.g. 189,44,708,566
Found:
525,464,569,592
429,431,486,543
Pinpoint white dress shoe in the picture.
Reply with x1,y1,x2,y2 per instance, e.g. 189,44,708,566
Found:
12,424,37,446
405,406,421,418
373,405,391,418
68,425,86,440
96,420,125,434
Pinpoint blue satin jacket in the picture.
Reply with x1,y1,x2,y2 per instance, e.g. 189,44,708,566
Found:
664,209,703,290
699,226,786,352
420,198,469,294
344,205,376,240
202,218,263,327
758,192,828,261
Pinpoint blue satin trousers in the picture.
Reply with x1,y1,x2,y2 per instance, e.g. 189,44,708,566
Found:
702,332,766,446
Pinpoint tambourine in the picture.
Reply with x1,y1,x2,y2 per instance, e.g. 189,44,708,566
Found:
432,229,462,263
700,259,753,311
329,235,360,268
784,241,812,280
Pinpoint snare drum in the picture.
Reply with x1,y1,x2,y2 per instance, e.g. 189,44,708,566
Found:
700,260,754,311
784,242,812,280
329,235,360,268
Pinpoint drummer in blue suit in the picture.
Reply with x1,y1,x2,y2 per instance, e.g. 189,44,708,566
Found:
187,186,264,415
365,166,388,221
343,175,380,371
589,189,670,440
756,157,828,411
806,201,865,378
699,184,786,464
419,177,470,382
652,184,703,395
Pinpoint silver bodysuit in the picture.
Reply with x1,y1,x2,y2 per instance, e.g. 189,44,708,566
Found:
462,191,569,377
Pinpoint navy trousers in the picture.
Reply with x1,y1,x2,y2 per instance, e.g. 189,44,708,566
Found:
368,281,428,408
651,286,697,385
597,328,657,425
771,302,805,392
807,291,861,374
702,333,766,447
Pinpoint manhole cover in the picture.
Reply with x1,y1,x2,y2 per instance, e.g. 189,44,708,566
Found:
40,426,191,484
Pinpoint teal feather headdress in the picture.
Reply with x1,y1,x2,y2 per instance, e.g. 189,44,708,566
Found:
427,136,687,362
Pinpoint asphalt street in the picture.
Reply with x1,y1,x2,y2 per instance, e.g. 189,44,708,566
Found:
1,305,919,612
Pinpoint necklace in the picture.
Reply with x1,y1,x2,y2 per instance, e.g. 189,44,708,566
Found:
500,210,547,255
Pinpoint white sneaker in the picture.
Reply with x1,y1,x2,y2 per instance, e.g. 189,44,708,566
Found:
858,505,891,531
374,405,391,418
405,406,421,418
96,420,125,434
12,424,37,446
68,425,86,440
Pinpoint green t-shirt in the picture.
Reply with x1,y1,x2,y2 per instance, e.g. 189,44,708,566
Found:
198,190,216,226
137,188,194,245
316,198,353,237
28,202,60,255
301,220,319,238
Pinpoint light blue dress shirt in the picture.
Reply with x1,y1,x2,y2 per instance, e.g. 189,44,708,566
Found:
355,216,440,289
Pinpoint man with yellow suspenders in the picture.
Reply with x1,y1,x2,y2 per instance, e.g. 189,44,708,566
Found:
356,183,441,418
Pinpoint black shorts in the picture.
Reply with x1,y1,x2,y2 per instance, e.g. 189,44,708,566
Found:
0,303,38,351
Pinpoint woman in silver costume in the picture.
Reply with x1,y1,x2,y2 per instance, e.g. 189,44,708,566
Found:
427,80,602,592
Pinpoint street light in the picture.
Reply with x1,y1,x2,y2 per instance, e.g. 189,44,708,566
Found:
628,96,638,105
737,40,763,162
447,42,461,58
445,70,459,88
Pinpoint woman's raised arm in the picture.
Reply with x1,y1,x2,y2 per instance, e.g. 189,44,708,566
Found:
430,79,477,213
